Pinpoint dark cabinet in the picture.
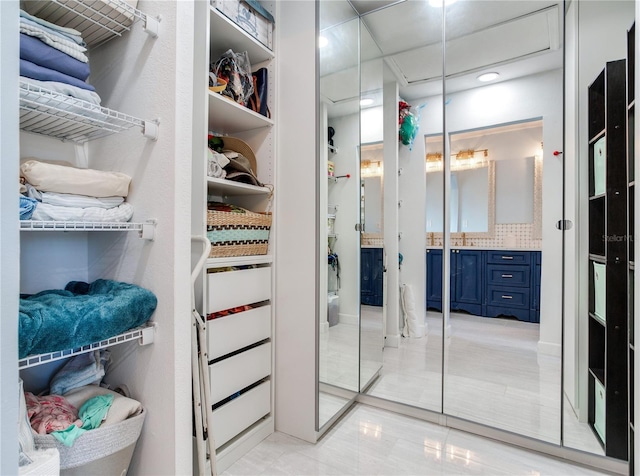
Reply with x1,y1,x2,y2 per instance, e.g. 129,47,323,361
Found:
425,249,540,323
361,248,383,306
426,249,483,314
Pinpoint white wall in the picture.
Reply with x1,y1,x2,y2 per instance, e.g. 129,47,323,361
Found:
0,1,19,472
275,0,318,442
495,157,535,224
328,114,361,323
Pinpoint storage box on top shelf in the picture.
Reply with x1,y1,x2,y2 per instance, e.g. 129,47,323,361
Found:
213,0,273,50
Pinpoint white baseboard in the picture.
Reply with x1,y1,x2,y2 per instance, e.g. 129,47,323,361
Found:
385,333,400,348
339,313,358,326
537,340,561,357
319,321,329,334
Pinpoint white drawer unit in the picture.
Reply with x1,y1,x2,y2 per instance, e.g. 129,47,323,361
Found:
207,305,271,359
212,380,271,449
207,266,271,314
210,342,271,404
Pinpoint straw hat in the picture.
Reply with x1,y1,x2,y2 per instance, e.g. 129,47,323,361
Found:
219,137,261,186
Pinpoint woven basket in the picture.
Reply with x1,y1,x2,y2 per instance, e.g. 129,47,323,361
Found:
33,410,145,471
207,208,272,258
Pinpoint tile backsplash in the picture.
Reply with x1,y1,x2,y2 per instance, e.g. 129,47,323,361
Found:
362,223,541,250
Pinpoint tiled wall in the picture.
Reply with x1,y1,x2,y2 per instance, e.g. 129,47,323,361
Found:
362,223,542,250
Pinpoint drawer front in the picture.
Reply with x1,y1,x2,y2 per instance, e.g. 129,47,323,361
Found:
212,380,271,448
209,342,271,404
207,266,271,313
486,251,531,266
594,378,606,443
486,286,530,309
207,305,271,359
486,265,530,287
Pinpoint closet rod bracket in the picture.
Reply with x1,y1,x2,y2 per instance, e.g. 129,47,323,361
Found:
144,14,162,38
140,219,157,240
143,120,160,141
140,322,157,346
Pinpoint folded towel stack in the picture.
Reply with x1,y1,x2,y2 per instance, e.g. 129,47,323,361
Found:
20,159,133,222
19,9,101,104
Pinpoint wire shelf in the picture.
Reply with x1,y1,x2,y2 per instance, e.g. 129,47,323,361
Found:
21,0,156,48
20,220,141,231
19,81,151,143
18,323,155,369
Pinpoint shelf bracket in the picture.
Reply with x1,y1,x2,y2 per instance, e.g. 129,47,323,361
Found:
143,119,160,141
140,322,156,346
143,14,162,38
140,219,157,240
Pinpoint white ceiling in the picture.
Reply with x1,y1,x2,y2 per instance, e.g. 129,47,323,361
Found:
319,0,564,117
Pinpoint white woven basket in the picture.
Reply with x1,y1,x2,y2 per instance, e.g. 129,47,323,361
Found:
33,410,145,470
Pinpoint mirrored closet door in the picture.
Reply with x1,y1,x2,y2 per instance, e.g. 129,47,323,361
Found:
318,1,361,430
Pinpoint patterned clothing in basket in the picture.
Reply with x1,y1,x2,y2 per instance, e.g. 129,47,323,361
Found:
25,392,81,435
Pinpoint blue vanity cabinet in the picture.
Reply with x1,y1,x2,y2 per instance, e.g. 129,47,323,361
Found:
485,250,537,322
531,251,541,322
426,249,443,311
361,248,383,306
451,249,484,315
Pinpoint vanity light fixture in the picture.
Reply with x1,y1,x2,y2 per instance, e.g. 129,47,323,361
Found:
361,160,383,178
477,72,499,82
360,97,374,107
318,35,329,48
425,149,489,173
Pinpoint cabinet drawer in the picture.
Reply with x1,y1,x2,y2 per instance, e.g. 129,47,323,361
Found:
207,266,271,313
486,251,531,266
594,378,606,443
486,286,530,309
212,380,271,449
210,342,271,404
207,305,271,359
486,265,530,287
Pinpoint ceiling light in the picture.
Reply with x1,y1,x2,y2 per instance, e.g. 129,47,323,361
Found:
428,0,457,7
477,72,499,82
360,98,374,106
318,36,328,48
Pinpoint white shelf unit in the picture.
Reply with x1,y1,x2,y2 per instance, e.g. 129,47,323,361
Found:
192,3,276,472
21,0,160,48
17,0,158,400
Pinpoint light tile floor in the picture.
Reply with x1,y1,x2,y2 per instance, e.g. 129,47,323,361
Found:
221,404,609,475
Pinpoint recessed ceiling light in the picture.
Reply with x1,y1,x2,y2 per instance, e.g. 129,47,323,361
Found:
477,72,499,82
318,36,328,48
360,98,374,106
428,0,457,7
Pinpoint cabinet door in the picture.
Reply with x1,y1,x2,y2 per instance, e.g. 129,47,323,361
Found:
426,249,443,310
361,248,375,305
370,248,384,306
454,250,483,304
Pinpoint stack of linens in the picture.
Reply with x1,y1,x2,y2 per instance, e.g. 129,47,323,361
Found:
20,159,133,222
19,9,101,105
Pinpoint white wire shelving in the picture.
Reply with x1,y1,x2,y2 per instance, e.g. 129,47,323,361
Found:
20,219,156,240
21,0,161,48
19,81,159,143
18,323,156,369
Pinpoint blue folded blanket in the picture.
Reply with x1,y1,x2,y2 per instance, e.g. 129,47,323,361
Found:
20,58,95,92
20,34,90,81
19,279,157,359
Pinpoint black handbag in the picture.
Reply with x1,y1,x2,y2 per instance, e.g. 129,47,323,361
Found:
249,67,270,118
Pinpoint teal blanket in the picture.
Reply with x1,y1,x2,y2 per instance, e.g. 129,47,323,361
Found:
19,280,157,359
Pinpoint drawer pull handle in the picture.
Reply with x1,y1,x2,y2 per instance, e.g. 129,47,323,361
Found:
501,256,514,260
501,274,513,278
501,295,513,299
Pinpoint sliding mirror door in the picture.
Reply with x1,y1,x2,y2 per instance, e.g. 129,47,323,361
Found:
441,1,564,444
318,1,361,430
358,1,444,413
564,0,635,461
